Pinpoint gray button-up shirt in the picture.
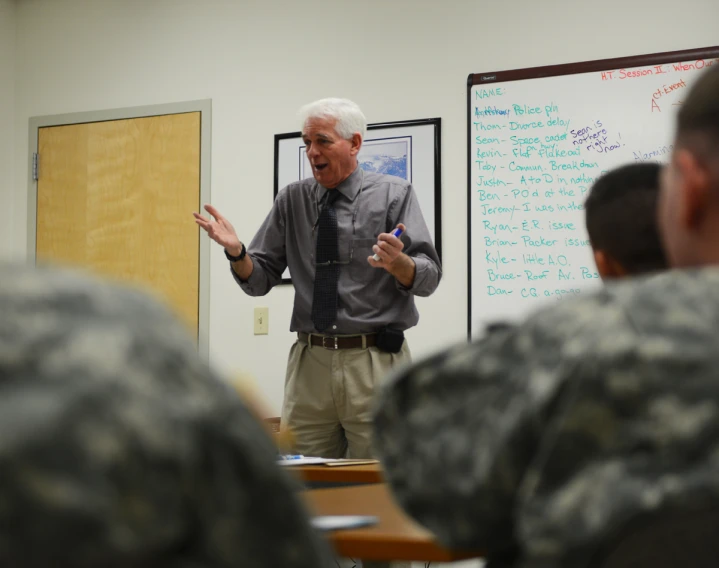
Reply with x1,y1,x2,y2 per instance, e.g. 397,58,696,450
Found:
234,167,441,334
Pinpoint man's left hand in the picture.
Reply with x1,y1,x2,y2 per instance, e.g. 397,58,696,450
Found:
369,223,407,266
368,223,416,287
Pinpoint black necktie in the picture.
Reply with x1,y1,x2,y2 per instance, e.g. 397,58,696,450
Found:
311,190,340,332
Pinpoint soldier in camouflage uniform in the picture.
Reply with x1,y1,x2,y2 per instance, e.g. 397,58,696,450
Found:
374,64,719,568
0,263,333,568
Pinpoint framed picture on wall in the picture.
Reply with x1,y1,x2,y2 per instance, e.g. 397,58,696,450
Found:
273,117,442,284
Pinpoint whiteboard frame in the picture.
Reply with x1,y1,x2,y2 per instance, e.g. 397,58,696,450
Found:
467,46,719,338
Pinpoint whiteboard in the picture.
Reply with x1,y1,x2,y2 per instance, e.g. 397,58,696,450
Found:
467,47,719,338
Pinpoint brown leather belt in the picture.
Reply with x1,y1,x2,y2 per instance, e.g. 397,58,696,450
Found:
298,332,377,350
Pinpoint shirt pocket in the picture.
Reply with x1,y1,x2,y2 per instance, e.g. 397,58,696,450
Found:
348,238,377,284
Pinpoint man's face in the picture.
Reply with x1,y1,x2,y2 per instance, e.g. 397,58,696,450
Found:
302,117,361,188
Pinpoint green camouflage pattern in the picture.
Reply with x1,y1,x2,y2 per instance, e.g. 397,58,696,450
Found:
0,263,333,568
375,268,719,567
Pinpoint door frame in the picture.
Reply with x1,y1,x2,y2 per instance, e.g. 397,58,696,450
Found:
27,100,212,358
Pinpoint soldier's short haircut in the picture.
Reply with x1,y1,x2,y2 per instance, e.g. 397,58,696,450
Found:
676,66,719,157
585,162,668,275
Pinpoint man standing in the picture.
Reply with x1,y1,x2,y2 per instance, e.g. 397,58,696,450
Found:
195,98,441,459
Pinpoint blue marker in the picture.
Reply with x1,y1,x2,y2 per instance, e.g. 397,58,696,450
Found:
281,454,305,460
373,227,404,261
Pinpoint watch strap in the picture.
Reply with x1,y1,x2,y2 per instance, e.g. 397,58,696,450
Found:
224,243,246,262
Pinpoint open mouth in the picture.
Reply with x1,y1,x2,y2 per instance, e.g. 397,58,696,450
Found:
314,163,328,171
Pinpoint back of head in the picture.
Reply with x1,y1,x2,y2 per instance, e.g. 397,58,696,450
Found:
659,65,719,268
676,65,719,158
585,162,667,277
298,97,367,140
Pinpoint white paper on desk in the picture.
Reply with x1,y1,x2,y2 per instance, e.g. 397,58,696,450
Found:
311,515,379,531
276,457,338,466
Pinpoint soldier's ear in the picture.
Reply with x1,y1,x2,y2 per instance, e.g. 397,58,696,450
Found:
674,148,711,231
594,249,627,280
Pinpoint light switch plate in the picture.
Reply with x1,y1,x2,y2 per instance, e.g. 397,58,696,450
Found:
254,307,269,335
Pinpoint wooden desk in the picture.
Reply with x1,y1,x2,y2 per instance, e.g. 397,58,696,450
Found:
304,483,483,562
294,463,383,484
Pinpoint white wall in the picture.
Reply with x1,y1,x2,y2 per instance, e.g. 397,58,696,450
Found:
9,0,719,413
0,0,15,259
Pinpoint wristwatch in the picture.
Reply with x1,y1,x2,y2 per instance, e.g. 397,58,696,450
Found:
224,243,246,262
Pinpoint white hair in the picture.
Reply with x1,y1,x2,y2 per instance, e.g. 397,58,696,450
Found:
299,98,367,140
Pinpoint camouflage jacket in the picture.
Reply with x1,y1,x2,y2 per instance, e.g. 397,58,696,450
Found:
374,268,719,568
0,263,333,568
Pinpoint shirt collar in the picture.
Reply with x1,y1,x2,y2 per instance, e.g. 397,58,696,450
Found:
318,166,363,203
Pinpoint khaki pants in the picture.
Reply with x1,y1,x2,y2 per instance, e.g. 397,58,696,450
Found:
281,335,411,459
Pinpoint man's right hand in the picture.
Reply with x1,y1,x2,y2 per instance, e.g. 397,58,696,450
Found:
193,204,242,254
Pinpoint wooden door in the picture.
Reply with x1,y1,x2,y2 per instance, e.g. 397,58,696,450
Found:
35,112,201,336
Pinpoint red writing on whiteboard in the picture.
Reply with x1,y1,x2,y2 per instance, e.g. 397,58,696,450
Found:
601,59,717,81
653,79,687,100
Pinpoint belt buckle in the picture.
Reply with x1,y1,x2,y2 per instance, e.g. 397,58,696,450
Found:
322,336,339,350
